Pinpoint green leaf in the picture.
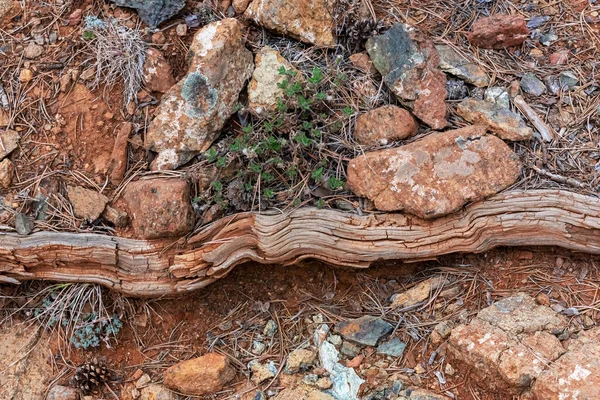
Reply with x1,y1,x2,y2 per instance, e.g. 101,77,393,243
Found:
211,181,223,191
242,124,253,134
263,188,275,199
314,91,326,101
216,156,226,168
308,66,323,85
328,176,344,190
311,167,324,181
294,132,312,147
342,106,354,116
82,31,95,40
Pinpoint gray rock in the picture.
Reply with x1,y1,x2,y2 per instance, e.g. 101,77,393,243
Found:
0,129,19,160
520,73,546,96
376,338,406,357
484,87,510,109
527,16,550,29
23,42,43,58
559,70,578,90
336,316,393,347
540,32,558,46
340,341,361,358
544,76,560,95
456,98,533,141
263,320,278,337
436,44,489,87
112,0,185,27
15,213,34,235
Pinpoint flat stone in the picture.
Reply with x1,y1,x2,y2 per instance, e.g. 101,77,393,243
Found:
250,360,277,384
107,122,132,185
163,353,236,396
273,384,335,400
121,177,194,239
391,276,449,309
140,383,179,400
67,185,109,221
244,0,335,47
248,46,299,114
456,98,534,141
0,158,14,188
340,341,361,358
145,19,254,170
467,14,529,49
285,348,317,373
143,48,176,93
376,338,406,357
23,41,43,58
354,105,418,146
436,45,489,87
46,385,81,400
347,125,522,217
0,129,19,160
484,86,510,109
349,52,377,74
112,0,185,27
559,70,578,89
366,24,448,129
520,72,546,96
336,316,393,347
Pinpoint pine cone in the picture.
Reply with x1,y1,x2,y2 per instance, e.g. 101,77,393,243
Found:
72,358,110,394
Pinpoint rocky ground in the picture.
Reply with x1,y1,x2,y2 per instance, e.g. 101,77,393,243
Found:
0,0,599,399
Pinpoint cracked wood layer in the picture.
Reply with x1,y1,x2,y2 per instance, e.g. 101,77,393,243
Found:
0,190,599,297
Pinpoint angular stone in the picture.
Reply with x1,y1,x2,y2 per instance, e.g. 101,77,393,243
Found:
145,19,254,170
456,98,533,141
347,125,522,217
67,185,109,221
232,0,250,14
285,348,317,373
163,353,235,396
477,292,568,335
484,87,510,109
107,122,132,185
121,177,194,239
250,360,277,384
349,52,376,74
376,338,406,357
520,72,546,96
336,316,393,347
366,24,448,129
244,0,335,47
391,276,449,309
273,384,335,400
0,129,19,160
248,47,299,114
467,14,529,49
140,383,179,400
143,48,176,93
112,0,185,27
354,105,418,146
436,45,490,87
0,158,14,188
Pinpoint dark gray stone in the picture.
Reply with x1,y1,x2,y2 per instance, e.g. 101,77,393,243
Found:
559,70,579,90
15,213,33,235
112,0,186,27
376,338,406,357
520,73,546,96
336,316,393,347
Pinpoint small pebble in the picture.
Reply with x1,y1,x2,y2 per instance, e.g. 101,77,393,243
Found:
175,23,187,37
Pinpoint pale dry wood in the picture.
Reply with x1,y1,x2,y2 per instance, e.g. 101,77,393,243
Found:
0,190,599,297
513,95,556,142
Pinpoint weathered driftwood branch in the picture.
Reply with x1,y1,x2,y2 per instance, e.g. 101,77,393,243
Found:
0,190,599,297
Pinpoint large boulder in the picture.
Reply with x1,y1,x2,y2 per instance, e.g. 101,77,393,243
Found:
347,125,522,218
366,24,448,129
145,19,254,170
163,353,236,396
244,0,336,47
456,98,533,141
112,0,185,27
121,177,194,239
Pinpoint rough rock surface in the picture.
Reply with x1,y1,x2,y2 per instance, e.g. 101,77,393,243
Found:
391,276,449,309
467,14,529,49
349,52,376,74
140,383,180,400
520,72,546,97
0,129,19,160
336,315,393,346
456,98,534,141
436,45,489,87
143,48,176,93
107,122,132,185
347,125,522,217
121,177,194,239
46,385,81,400
366,24,448,129
285,348,317,373
0,158,14,188
248,47,299,114
0,325,53,400
112,0,185,27
0,0,20,25
448,293,568,394
354,105,418,146
145,19,254,170
163,353,236,396
67,185,109,220
244,0,336,47
273,384,335,400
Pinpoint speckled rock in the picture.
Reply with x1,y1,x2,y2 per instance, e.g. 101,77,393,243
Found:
112,0,185,27
163,353,235,396
347,125,522,217
121,177,194,239
0,158,13,188
336,316,392,346
354,105,418,146
145,19,254,170
248,47,299,114
467,14,529,49
273,384,335,400
456,98,533,141
244,0,336,47
140,383,179,400
366,24,448,129
0,129,19,160
436,44,489,87
67,185,109,221
520,72,546,96
285,348,317,373
46,385,80,400
143,48,176,93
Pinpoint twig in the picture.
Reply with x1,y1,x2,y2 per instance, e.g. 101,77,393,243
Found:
512,95,555,142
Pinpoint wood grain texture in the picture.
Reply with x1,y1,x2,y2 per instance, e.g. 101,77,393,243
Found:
0,190,599,297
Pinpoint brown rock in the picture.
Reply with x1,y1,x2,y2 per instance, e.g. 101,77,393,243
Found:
145,19,254,170
391,276,449,309
67,186,109,220
46,385,80,400
0,129,19,160
273,384,335,400
0,108,9,127
347,125,522,218
163,353,235,396
549,50,569,65
456,98,533,141
232,0,250,14
285,348,317,373
0,0,20,26
152,31,167,44
467,14,529,49
19,68,33,83
143,48,176,93
349,52,376,74
244,0,336,47
0,158,13,188
139,383,179,400
354,105,418,146
103,205,129,228
366,24,448,129
121,177,194,239
68,9,82,26
108,122,132,185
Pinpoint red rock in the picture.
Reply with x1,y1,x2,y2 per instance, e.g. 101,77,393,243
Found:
108,122,132,185
68,9,82,26
467,15,529,49
354,105,418,146
347,125,522,218
549,50,569,65
163,353,235,396
121,177,194,239
151,31,167,45
349,52,376,74
143,48,176,93
67,185,109,221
